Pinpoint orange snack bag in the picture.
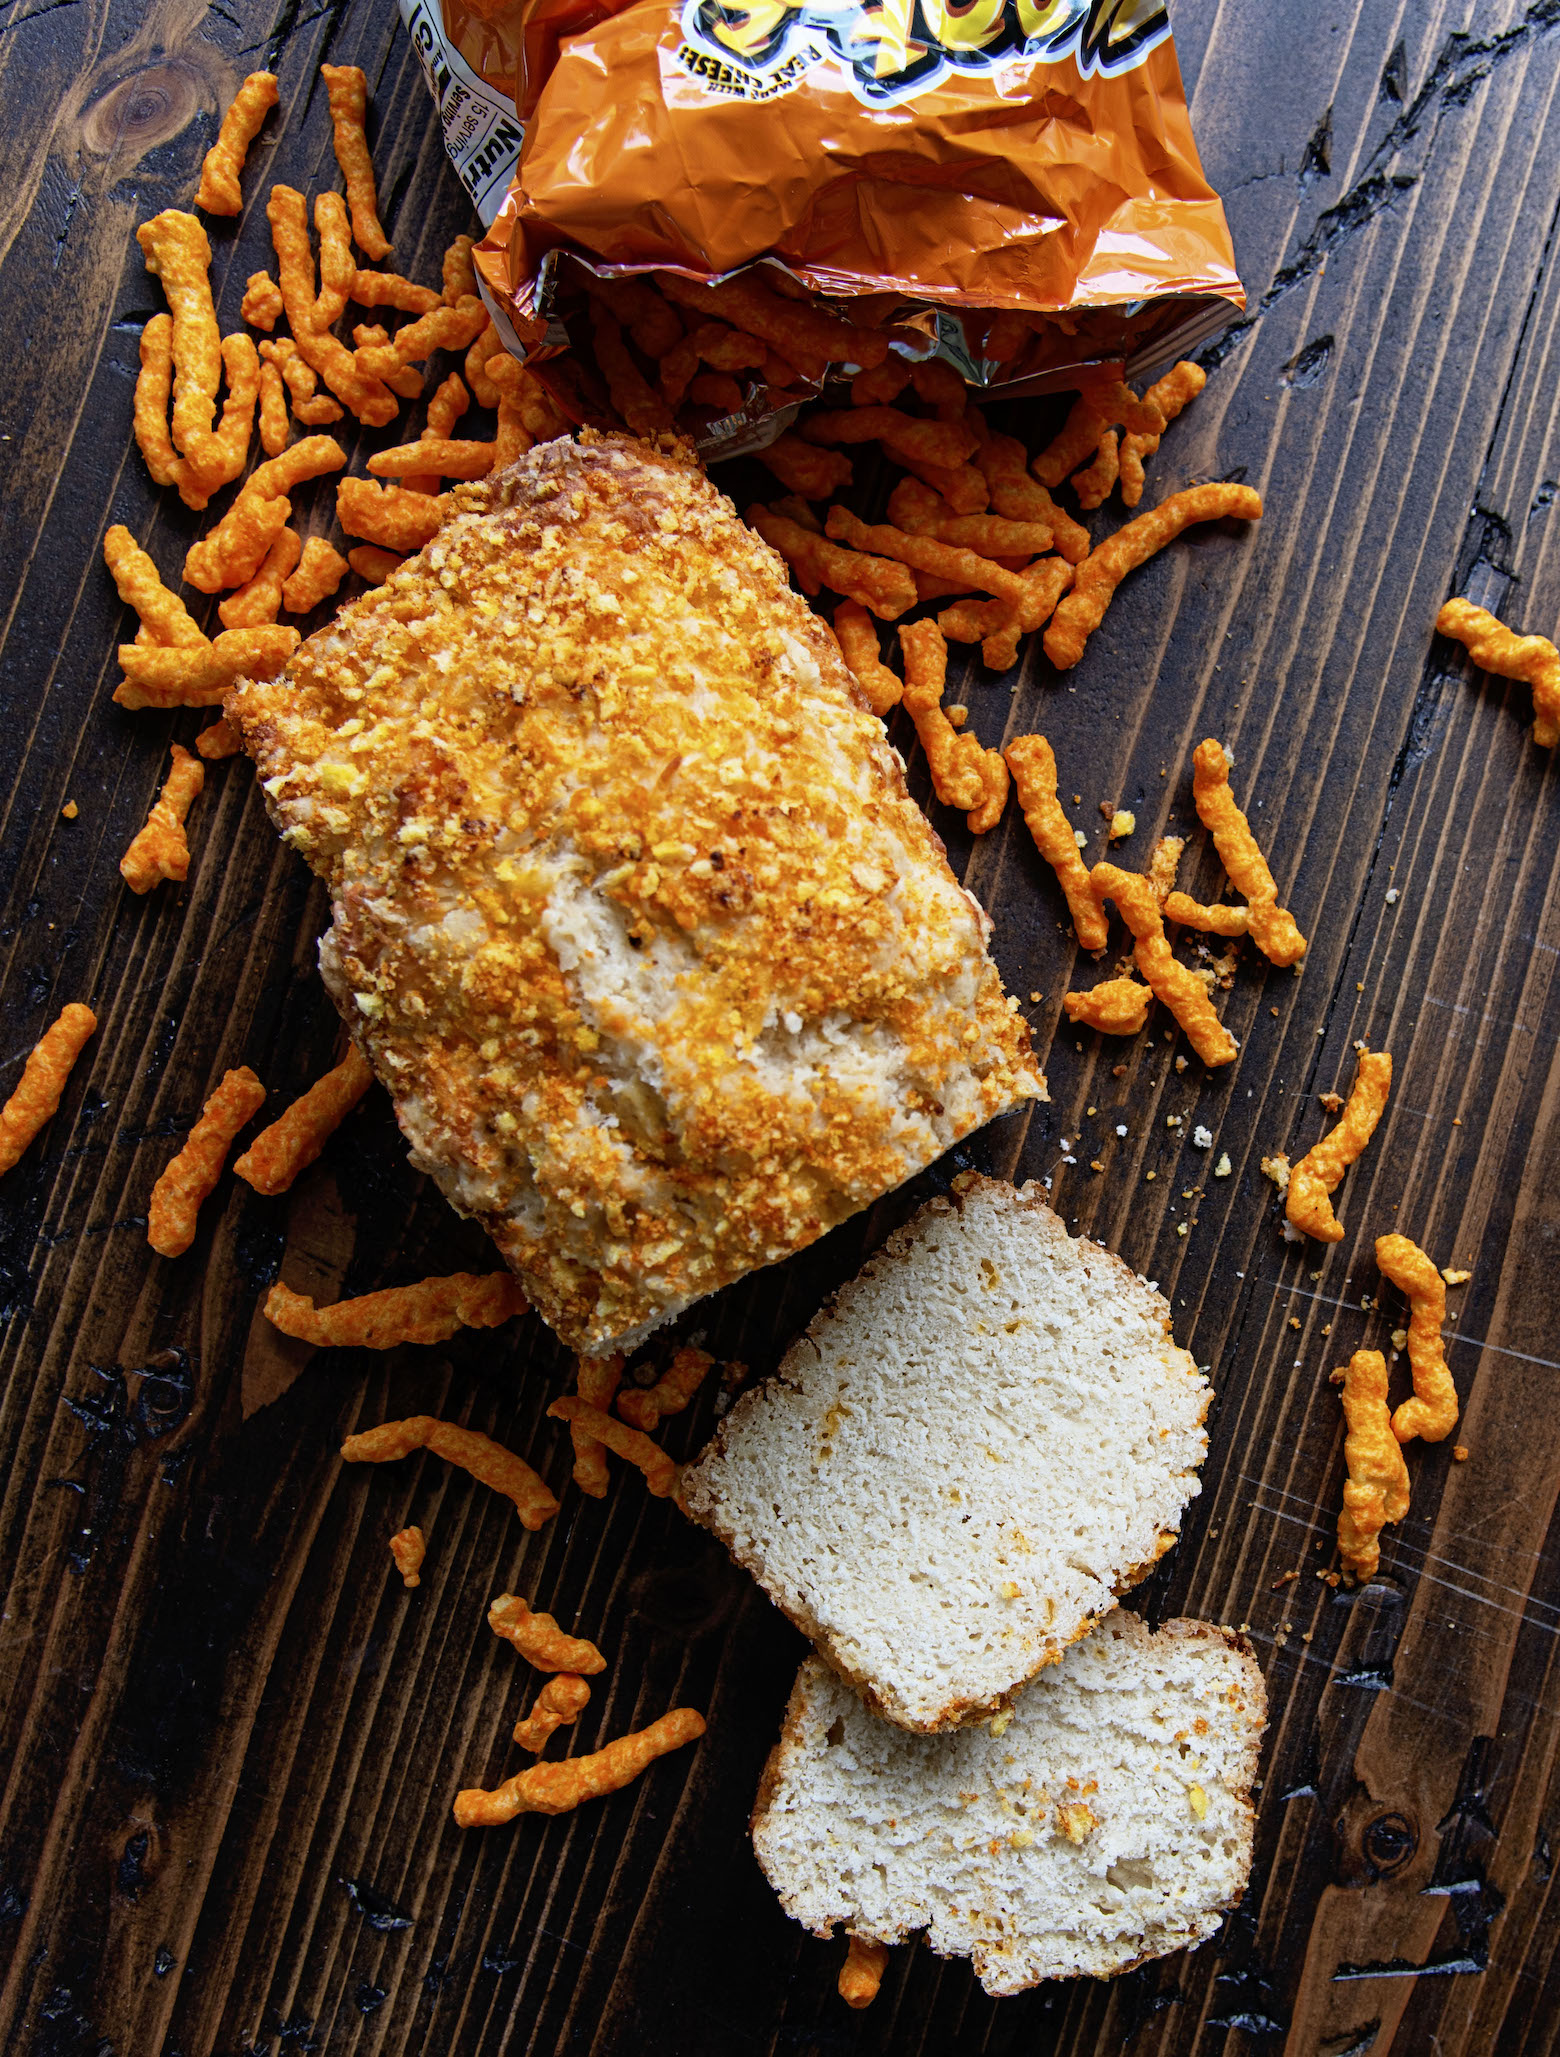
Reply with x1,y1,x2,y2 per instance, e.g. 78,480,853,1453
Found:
0,1003,97,1178
147,1066,266,1258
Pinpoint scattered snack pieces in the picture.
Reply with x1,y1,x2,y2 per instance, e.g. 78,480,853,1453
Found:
839,1936,889,2010
241,269,284,330
832,601,901,716
113,624,299,709
0,1003,97,1177
618,1346,714,1433
488,1593,607,1674
349,270,441,316
266,185,396,425
1175,741,1306,965
340,1415,558,1530
346,544,403,585
900,619,1004,832
1064,977,1151,1037
569,1353,624,1497
1259,1152,1290,1194
281,536,350,613
1332,1347,1410,1584
1107,808,1135,841
319,63,391,260
217,525,303,629
195,718,241,759
747,506,916,618
1376,1234,1458,1444
826,506,1032,615
452,1708,705,1827
513,1673,592,1753
195,71,279,216
337,477,446,553
135,210,222,495
442,233,477,305
259,334,345,428
388,1525,425,1588
103,526,207,649
257,356,288,453
233,1045,373,1194
1286,1047,1392,1243
546,1398,679,1497
973,428,1089,559
1071,429,1120,511
1044,485,1263,671
1119,362,1206,508
183,487,292,594
147,1065,266,1257
1442,1266,1472,1285
355,296,488,380
133,315,182,491
1436,596,1560,748
1091,864,1237,1067
942,558,1074,671
120,744,204,893
1005,736,1109,950
368,437,497,482
265,1271,528,1347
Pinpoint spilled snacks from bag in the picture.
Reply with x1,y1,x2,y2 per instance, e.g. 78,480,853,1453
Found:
1435,595,1560,748
389,1525,425,1588
120,744,204,894
1286,1047,1392,1243
337,477,446,553
825,506,1033,616
1176,741,1306,965
1044,485,1263,671
103,526,207,648
196,718,242,759
832,601,901,717
568,1354,625,1498
355,297,488,380
1332,1348,1409,1585
233,1045,374,1194
618,1345,714,1433
513,1674,591,1753
133,315,182,490
747,506,916,618
319,63,390,259
196,71,280,216
452,1708,705,1827
488,1594,606,1674
1071,430,1120,511
1004,736,1109,950
340,1415,558,1530
217,525,302,629
1120,363,1207,508
546,1398,678,1497
147,1065,266,1258
257,357,288,453
0,1003,97,1178
113,624,299,709
900,618,1001,831
1063,977,1151,1037
259,334,344,427
281,536,350,613
265,1271,528,1347
349,270,441,316
135,210,222,495
266,185,397,424
1376,1235,1458,1444
241,269,284,331
838,1937,889,2011
368,437,497,482
1091,864,1237,1067
345,544,404,584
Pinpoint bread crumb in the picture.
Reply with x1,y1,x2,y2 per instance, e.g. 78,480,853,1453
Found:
990,1709,1013,1735
1073,829,1087,849
1391,1327,1408,1351
1385,887,1399,903
1109,809,1135,841
1192,1125,1213,1148
1441,1267,1471,1285
1319,1091,1343,1112
1260,1152,1290,1194
61,800,78,820
1214,1153,1232,1177
1056,1800,1096,1843
946,704,968,727
1115,1124,1128,1137
1145,1171,1156,1182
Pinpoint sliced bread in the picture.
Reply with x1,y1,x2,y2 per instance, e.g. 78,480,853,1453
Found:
681,1174,1210,1730
752,1611,1266,1995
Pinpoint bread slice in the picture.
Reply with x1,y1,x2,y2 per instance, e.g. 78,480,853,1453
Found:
681,1174,1210,1730
752,1612,1265,1995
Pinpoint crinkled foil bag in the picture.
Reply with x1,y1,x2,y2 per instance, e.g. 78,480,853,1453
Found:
400,0,1241,447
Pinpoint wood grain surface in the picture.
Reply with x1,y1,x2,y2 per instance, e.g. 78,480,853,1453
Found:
1,1,1558,2051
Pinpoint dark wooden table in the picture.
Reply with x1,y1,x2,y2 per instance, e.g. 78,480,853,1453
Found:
2,1,1559,2051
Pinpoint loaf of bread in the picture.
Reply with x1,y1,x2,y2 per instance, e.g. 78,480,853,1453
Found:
228,436,1044,1352
681,1173,1210,1730
752,1611,1266,1995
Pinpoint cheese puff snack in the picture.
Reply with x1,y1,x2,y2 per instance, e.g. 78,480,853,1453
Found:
488,1594,606,1674
1184,740,1306,965
1376,1234,1458,1444
265,1272,528,1347
388,1526,425,1588
453,1708,705,1827
147,1065,266,1257
513,1674,591,1753
546,1398,678,1496
340,1416,557,1531
195,72,278,215
1004,736,1109,950
1286,1048,1392,1243
0,1003,97,1177
1090,864,1237,1066
120,745,204,893
1332,1348,1410,1584
1436,596,1560,748
233,1045,373,1193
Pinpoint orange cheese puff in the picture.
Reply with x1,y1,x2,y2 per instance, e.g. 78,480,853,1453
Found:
241,269,284,331
1063,976,1151,1035
425,371,470,439
268,1273,528,1347
1286,1047,1392,1243
766,496,821,534
350,270,441,316
983,310,1032,363
442,233,477,305
1333,1348,1410,1584
195,718,241,759
454,1708,705,1828
465,321,504,408
1146,836,1183,906
1090,863,1237,1066
1119,361,1206,508
688,371,746,414
120,745,204,893
1376,1234,1458,1444
311,191,357,327
218,526,303,630
839,1936,889,2010
196,71,279,214
1163,891,1248,938
939,559,1074,668
488,1594,607,1674
232,1045,374,1193
245,437,350,509
546,1398,679,1497
388,1525,425,1588
967,749,1009,835
825,507,1031,616
850,357,911,407
1071,430,1119,511
182,489,292,595
884,476,946,532
909,355,969,419
281,536,350,613
176,333,262,507
585,274,685,358
135,210,221,468
257,358,288,454
352,323,390,349
0,1003,97,1177
368,438,496,482
346,545,404,585
337,478,446,554
1188,740,1306,965
319,63,390,259
483,354,572,441
899,618,988,817
832,601,901,717
802,406,977,470
657,268,886,379
618,1346,714,1433
973,429,1089,559
355,296,489,377
103,527,207,648
147,1065,266,1257
259,336,344,428
591,304,675,436
1436,596,1560,748
746,507,916,619
569,1353,624,1497
266,185,396,426
513,1674,591,1752
898,455,990,514
340,1415,558,1531
932,513,1054,557
1044,485,1264,670
1004,736,1109,950
113,625,298,709
134,314,181,490
1030,394,1108,488
493,398,530,469
756,433,852,500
